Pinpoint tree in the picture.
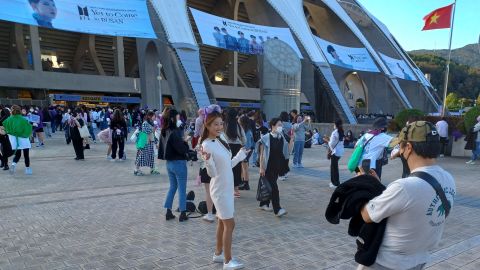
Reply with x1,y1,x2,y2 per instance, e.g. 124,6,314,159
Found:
445,93,460,110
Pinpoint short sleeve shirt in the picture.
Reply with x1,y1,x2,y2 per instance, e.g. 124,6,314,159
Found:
366,165,456,269
361,133,393,169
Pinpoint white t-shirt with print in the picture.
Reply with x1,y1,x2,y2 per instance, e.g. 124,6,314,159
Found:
366,165,456,270
359,133,393,169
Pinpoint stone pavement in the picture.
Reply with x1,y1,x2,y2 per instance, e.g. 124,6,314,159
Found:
0,133,480,270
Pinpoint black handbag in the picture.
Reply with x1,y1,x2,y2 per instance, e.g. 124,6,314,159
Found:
256,176,272,202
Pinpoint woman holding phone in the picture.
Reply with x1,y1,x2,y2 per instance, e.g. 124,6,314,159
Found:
200,105,249,270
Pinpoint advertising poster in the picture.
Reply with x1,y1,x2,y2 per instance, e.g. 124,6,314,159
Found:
0,0,156,38
190,8,302,58
315,36,379,73
379,53,418,81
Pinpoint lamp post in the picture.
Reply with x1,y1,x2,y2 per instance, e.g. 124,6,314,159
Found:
157,62,163,112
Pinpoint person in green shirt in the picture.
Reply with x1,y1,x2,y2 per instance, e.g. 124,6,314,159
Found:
3,105,33,175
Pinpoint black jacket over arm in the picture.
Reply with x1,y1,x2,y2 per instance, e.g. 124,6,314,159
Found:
325,175,387,266
158,129,189,160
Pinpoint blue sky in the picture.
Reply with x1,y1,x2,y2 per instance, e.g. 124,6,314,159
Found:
359,0,479,51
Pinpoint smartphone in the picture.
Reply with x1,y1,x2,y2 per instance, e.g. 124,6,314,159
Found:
361,159,371,175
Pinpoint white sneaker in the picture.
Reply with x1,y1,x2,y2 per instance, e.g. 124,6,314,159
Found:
284,173,289,179
439,154,445,158
223,258,244,270
203,214,215,223
259,205,274,212
25,167,32,175
279,176,287,181
470,161,476,165
329,183,337,189
106,156,112,160
276,208,288,217
213,252,224,263
9,163,16,175
466,160,474,164
298,164,304,168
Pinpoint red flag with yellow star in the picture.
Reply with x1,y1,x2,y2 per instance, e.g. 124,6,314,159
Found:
422,4,454,31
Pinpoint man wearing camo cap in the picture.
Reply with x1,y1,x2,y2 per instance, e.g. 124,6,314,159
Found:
358,121,456,270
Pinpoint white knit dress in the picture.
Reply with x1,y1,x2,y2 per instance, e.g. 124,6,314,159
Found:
202,138,246,220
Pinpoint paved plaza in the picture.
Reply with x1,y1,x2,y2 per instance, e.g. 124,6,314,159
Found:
0,134,480,270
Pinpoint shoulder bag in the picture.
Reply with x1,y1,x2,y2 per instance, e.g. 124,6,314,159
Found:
410,171,451,218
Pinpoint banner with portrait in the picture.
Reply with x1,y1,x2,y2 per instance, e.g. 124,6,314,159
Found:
379,53,418,81
0,0,156,38
190,8,302,58
315,37,379,73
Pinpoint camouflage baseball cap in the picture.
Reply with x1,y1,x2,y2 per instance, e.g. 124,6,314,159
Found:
389,121,440,148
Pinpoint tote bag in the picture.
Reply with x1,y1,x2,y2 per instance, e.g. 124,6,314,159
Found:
136,132,148,150
79,126,90,138
347,135,376,172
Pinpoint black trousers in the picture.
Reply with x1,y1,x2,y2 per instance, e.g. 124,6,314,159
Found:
374,160,383,179
440,137,448,155
72,138,84,159
330,155,340,186
13,149,30,167
111,137,125,159
259,172,281,214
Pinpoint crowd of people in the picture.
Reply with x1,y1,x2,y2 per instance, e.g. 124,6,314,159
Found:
0,102,473,270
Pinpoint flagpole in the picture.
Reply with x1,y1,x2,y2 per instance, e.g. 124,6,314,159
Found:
441,0,457,116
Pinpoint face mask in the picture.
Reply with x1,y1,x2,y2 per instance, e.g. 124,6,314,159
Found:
176,120,183,128
400,148,411,176
276,126,283,134
29,108,34,113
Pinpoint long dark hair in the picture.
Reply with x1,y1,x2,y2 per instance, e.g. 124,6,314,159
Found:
239,115,251,132
225,108,239,140
111,109,125,123
161,109,179,136
335,119,345,141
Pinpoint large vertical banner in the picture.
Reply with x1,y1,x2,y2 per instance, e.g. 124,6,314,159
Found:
189,8,302,58
379,53,418,81
315,37,379,72
0,0,156,38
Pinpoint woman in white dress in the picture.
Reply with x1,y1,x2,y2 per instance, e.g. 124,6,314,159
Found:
200,105,248,270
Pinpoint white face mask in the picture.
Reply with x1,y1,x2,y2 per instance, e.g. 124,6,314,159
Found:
176,120,183,128
276,126,283,134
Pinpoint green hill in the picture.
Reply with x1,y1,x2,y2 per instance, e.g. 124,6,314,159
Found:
410,43,480,68
408,53,480,99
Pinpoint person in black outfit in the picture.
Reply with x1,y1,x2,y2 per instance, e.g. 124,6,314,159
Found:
69,110,85,160
0,107,12,170
259,118,289,217
110,109,127,161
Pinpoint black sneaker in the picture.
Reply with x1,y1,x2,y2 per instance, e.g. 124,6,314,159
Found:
166,209,176,221
179,211,189,222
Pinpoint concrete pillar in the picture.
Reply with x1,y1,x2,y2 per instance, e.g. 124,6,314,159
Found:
260,39,301,120
114,37,125,77
29,26,42,72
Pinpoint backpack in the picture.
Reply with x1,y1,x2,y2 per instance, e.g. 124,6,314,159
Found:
198,201,216,215
176,191,203,218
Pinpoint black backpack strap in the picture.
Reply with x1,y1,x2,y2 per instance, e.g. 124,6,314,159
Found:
410,171,451,218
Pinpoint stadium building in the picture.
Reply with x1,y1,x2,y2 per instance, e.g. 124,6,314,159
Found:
0,0,440,123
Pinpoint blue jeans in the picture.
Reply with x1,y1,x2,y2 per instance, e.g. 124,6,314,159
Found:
472,141,480,161
87,124,96,141
164,160,187,212
293,141,305,165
